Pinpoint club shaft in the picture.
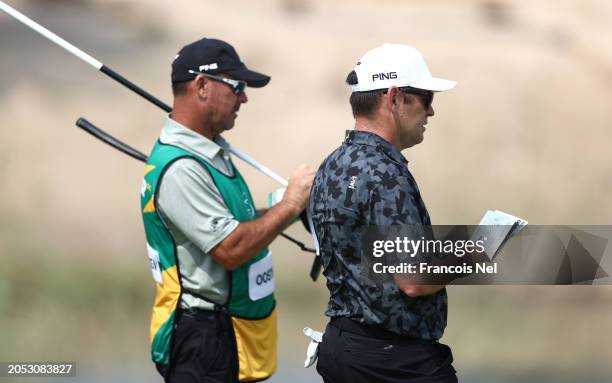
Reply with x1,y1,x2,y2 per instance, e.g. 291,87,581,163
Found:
306,209,320,255
99,66,172,113
0,1,102,69
228,145,288,186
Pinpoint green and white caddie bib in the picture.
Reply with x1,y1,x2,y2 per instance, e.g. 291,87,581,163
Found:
141,141,277,381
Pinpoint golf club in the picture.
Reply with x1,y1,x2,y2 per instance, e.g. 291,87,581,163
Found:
1,0,321,276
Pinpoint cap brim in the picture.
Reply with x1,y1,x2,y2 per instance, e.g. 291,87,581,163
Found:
411,77,457,92
226,68,271,88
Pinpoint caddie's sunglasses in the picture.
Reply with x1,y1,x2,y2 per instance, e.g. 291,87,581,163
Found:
188,70,247,95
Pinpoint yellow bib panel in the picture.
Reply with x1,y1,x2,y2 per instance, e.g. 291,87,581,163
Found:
232,308,278,382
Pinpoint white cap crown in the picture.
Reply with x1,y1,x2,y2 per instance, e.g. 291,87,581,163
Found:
351,43,456,93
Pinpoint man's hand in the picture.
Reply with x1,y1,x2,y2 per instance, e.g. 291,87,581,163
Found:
209,164,315,270
393,250,483,298
281,164,315,215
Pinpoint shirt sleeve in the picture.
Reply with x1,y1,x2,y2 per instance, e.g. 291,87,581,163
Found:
368,176,425,227
157,158,239,254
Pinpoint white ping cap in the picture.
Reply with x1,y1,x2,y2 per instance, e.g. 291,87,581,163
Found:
351,43,457,93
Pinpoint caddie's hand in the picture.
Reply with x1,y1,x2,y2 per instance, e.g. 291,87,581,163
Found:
282,164,315,215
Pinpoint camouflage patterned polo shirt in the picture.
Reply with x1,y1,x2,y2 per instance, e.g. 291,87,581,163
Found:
309,130,447,339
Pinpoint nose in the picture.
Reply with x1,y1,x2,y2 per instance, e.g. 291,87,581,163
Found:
239,91,248,104
427,104,435,117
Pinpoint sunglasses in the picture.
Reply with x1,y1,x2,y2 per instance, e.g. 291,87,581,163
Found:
400,87,434,109
188,70,247,95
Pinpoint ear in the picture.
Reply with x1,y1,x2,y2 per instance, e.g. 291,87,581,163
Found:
386,86,401,112
193,75,208,100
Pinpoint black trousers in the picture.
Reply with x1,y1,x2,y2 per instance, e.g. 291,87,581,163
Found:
159,309,239,383
316,318,458,383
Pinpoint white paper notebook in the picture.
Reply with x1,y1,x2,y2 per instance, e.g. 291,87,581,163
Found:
472,210,528,260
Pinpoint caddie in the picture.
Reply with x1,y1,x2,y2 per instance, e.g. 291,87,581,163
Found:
309,43,458,382
140,37,314,383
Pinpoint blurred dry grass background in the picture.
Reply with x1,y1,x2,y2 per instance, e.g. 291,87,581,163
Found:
1,0,612,382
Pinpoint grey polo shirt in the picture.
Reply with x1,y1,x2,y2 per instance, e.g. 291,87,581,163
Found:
157,116,239,310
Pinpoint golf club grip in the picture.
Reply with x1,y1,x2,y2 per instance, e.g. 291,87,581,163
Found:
310,256,322,281
76,118,148,163
100,66,172,113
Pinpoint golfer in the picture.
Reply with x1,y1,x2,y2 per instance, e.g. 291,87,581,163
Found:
309,43,458,382
140,38,314,383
